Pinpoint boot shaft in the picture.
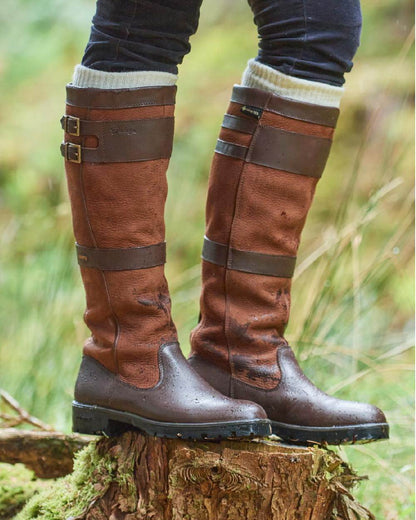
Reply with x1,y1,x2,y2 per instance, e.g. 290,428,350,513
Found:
62,85,178,388
191,86,339,388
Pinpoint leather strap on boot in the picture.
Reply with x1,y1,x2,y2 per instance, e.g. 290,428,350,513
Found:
202,236,296,278
61,85,176,164
76,242,166,271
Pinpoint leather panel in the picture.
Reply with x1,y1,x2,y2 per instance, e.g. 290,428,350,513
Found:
219,127,252,147
260,111,335,139
230,162,318,256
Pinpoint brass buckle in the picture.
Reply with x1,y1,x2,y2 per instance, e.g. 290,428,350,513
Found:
60,115,80,136
63,142,82,163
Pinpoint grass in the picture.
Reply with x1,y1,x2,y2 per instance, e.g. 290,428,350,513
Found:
0,0,414,518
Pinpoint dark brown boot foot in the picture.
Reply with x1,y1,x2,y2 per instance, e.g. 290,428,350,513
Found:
73,344,271,440
189,349,389,446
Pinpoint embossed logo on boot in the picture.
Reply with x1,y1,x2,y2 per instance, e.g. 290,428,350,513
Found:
110,127,137,136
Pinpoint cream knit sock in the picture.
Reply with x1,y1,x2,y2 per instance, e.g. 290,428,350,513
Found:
72,64,177,89
241,59,343,108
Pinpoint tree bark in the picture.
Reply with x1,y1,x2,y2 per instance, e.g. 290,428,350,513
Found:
18,431,374,520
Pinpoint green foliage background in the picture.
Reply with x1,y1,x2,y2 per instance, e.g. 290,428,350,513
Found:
0,0,414,517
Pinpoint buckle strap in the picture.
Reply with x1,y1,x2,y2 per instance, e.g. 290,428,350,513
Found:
76,242,166,271
60,117,174,164
202,237,296,278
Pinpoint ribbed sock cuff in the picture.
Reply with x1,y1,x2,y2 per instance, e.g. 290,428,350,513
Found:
72,65,178,89
241,59,343,108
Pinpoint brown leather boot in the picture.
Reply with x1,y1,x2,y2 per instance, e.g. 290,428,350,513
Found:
61,84,270,439
189,86,389,445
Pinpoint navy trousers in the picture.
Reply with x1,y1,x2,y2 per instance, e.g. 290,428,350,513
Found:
82,0,361,87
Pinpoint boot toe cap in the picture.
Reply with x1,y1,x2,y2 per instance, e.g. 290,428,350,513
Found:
228,399,268,421
348,401,387,426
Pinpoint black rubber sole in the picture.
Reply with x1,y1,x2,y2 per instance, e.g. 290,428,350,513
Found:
73,401,271,440
271,420,389,445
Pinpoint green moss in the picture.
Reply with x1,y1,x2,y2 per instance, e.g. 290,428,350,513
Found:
0,463,47,520
16,441,115,520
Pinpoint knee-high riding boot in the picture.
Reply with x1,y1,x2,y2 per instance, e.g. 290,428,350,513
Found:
189,86,389,444
61,84,270,439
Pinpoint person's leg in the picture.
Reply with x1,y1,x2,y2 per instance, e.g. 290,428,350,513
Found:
63,0,270,439
247,0,362,87
81,0,202,74
189,0,389,444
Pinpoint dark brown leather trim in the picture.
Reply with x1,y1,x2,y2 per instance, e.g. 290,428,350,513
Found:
76,242,166,270
215,139,248,160
231,86,339,128
202,236,228,267
247,126,332,178
66,84,176,109
61,117,174,163
202,237,296,278
222,114,257,134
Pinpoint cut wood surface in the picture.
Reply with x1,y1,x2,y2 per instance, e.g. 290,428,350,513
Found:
16,430,375,520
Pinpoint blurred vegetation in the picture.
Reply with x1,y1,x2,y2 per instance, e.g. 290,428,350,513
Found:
0,0,414,518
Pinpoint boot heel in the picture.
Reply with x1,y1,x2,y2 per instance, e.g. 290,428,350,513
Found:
72,401,108,435
72,401,128,436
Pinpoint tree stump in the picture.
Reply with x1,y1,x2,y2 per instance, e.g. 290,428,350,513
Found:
18,431,374,520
